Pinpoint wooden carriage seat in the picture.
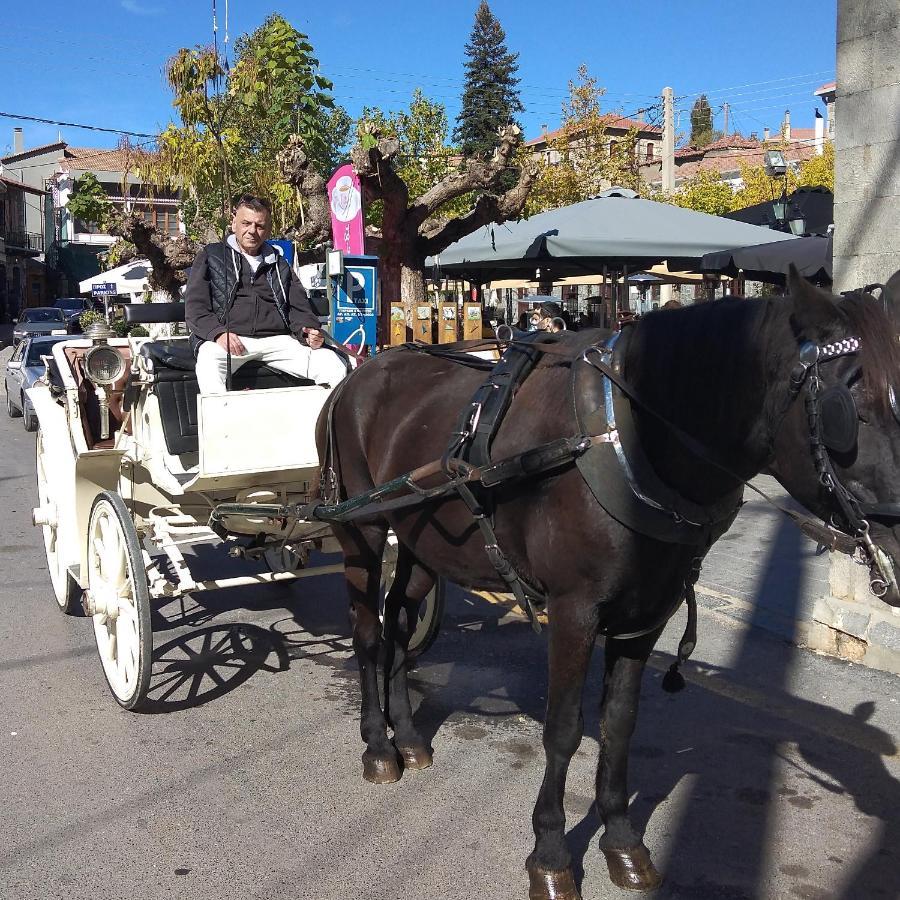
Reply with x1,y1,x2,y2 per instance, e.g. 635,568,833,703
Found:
140,340,316,456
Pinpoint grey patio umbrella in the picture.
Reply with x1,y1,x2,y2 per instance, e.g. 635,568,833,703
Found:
432,193,797,280
701,233,833,285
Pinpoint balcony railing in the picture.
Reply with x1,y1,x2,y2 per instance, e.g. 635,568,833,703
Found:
1,229,44,252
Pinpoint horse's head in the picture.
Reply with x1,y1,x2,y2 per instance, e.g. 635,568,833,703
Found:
771,267,900,606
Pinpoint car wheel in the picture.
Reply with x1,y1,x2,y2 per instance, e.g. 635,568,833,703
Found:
6,390,21,418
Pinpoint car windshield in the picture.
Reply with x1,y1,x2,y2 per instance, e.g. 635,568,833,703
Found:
54,299,86,311
22,309,65,322
25,338,67,366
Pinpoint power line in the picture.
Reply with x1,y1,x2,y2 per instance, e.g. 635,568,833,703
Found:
0,111,155,139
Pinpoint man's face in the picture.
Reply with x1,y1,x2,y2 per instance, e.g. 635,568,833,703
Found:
231,205,271,255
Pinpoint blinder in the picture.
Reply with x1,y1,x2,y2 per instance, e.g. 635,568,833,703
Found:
819,368,860,455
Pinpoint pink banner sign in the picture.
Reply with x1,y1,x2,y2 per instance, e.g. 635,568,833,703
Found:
327,164,365,255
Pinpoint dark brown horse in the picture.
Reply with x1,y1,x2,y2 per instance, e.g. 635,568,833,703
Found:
316,274,900,898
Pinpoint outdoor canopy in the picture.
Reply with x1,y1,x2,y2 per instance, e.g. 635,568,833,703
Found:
701,233,833,285
431,193,797,280
79,259,153,300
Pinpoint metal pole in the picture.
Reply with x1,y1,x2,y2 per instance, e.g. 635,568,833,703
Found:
660,86,676,307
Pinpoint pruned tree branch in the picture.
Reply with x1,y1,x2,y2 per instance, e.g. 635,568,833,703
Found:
411,124,522,224
277,135,331,248
108,211,195,299
421,159,538,256
351,127,407,206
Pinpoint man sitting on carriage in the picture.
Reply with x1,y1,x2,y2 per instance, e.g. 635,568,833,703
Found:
185,194,348,394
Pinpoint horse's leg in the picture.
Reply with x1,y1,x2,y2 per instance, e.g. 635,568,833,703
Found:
596,630,664,891
381,546,434,771
339,522,401,784
526,600,599,900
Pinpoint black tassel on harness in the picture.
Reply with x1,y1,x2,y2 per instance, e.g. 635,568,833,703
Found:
662,570,700,694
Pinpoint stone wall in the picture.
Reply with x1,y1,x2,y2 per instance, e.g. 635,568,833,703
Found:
832,0,900,289
819,0,900,672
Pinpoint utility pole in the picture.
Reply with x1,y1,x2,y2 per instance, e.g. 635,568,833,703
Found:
723,101,730,137
660,86,675,306
662,86,675,193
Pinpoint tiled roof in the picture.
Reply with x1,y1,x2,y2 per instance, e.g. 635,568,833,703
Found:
675,135,761,158
788,128,817,140
814,81,836,95
0,175,45,195
59,146,154,173
525,114,662,146
0,140,67,163
643,142,817,183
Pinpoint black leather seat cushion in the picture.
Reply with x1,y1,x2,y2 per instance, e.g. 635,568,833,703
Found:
141,340,317,456
123,302,186,324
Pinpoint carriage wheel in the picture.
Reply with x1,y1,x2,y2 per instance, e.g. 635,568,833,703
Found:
381,537,446,660
35,429,82,615
86,491,152,710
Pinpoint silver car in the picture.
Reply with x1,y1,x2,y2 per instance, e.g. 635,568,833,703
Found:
5,335,69,432
11,307,68,347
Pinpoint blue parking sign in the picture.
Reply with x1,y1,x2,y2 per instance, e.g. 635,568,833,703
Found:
331,255,378,355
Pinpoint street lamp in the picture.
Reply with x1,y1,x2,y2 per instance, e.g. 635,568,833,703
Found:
764,149,792,232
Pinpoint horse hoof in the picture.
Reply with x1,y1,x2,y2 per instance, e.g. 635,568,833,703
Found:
362,751,401,784
601,845,662,891
398,745,433,770
526,865,581,900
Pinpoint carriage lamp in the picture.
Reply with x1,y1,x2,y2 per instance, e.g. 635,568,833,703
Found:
84,344,126,441
85,345,126,386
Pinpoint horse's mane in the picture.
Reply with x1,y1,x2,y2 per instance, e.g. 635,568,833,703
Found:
838,292,900,416
628,297,773,423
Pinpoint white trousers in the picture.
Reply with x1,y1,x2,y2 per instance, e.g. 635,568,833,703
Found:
195,334,348,394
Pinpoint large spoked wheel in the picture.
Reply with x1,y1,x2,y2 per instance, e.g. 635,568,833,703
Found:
35,429,82,614
86,491,152,710
381,537,446,660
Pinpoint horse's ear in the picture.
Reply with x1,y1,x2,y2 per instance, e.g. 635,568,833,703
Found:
788,264,838,337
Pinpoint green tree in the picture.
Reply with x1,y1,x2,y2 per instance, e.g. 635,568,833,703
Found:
527,65,641,214
358,90,468,226
731,156,798,209
146,13,339,239
650,169,734,216
797,142,834,193
66,172,111,228
453,1,524,158
690,95,716,147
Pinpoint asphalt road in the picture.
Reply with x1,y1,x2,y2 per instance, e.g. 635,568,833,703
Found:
1,334,899,900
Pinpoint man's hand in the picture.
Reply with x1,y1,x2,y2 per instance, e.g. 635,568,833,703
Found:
216,332,246,355
303,328,325,350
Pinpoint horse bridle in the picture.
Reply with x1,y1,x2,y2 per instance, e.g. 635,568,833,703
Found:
789,336,900,596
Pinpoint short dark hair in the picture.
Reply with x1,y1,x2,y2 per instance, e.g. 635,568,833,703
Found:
233,194,272,216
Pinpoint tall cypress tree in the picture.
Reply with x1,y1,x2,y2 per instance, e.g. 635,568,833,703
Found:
690,95,714,147
453,1,524,158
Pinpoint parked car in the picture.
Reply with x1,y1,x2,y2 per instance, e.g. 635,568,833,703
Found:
12,307,68,346
53,297,97,331
5,334,71,431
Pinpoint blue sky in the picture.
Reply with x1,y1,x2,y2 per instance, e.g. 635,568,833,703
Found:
0,0,837,156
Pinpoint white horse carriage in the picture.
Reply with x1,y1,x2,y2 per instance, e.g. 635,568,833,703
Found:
28,303,443,710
